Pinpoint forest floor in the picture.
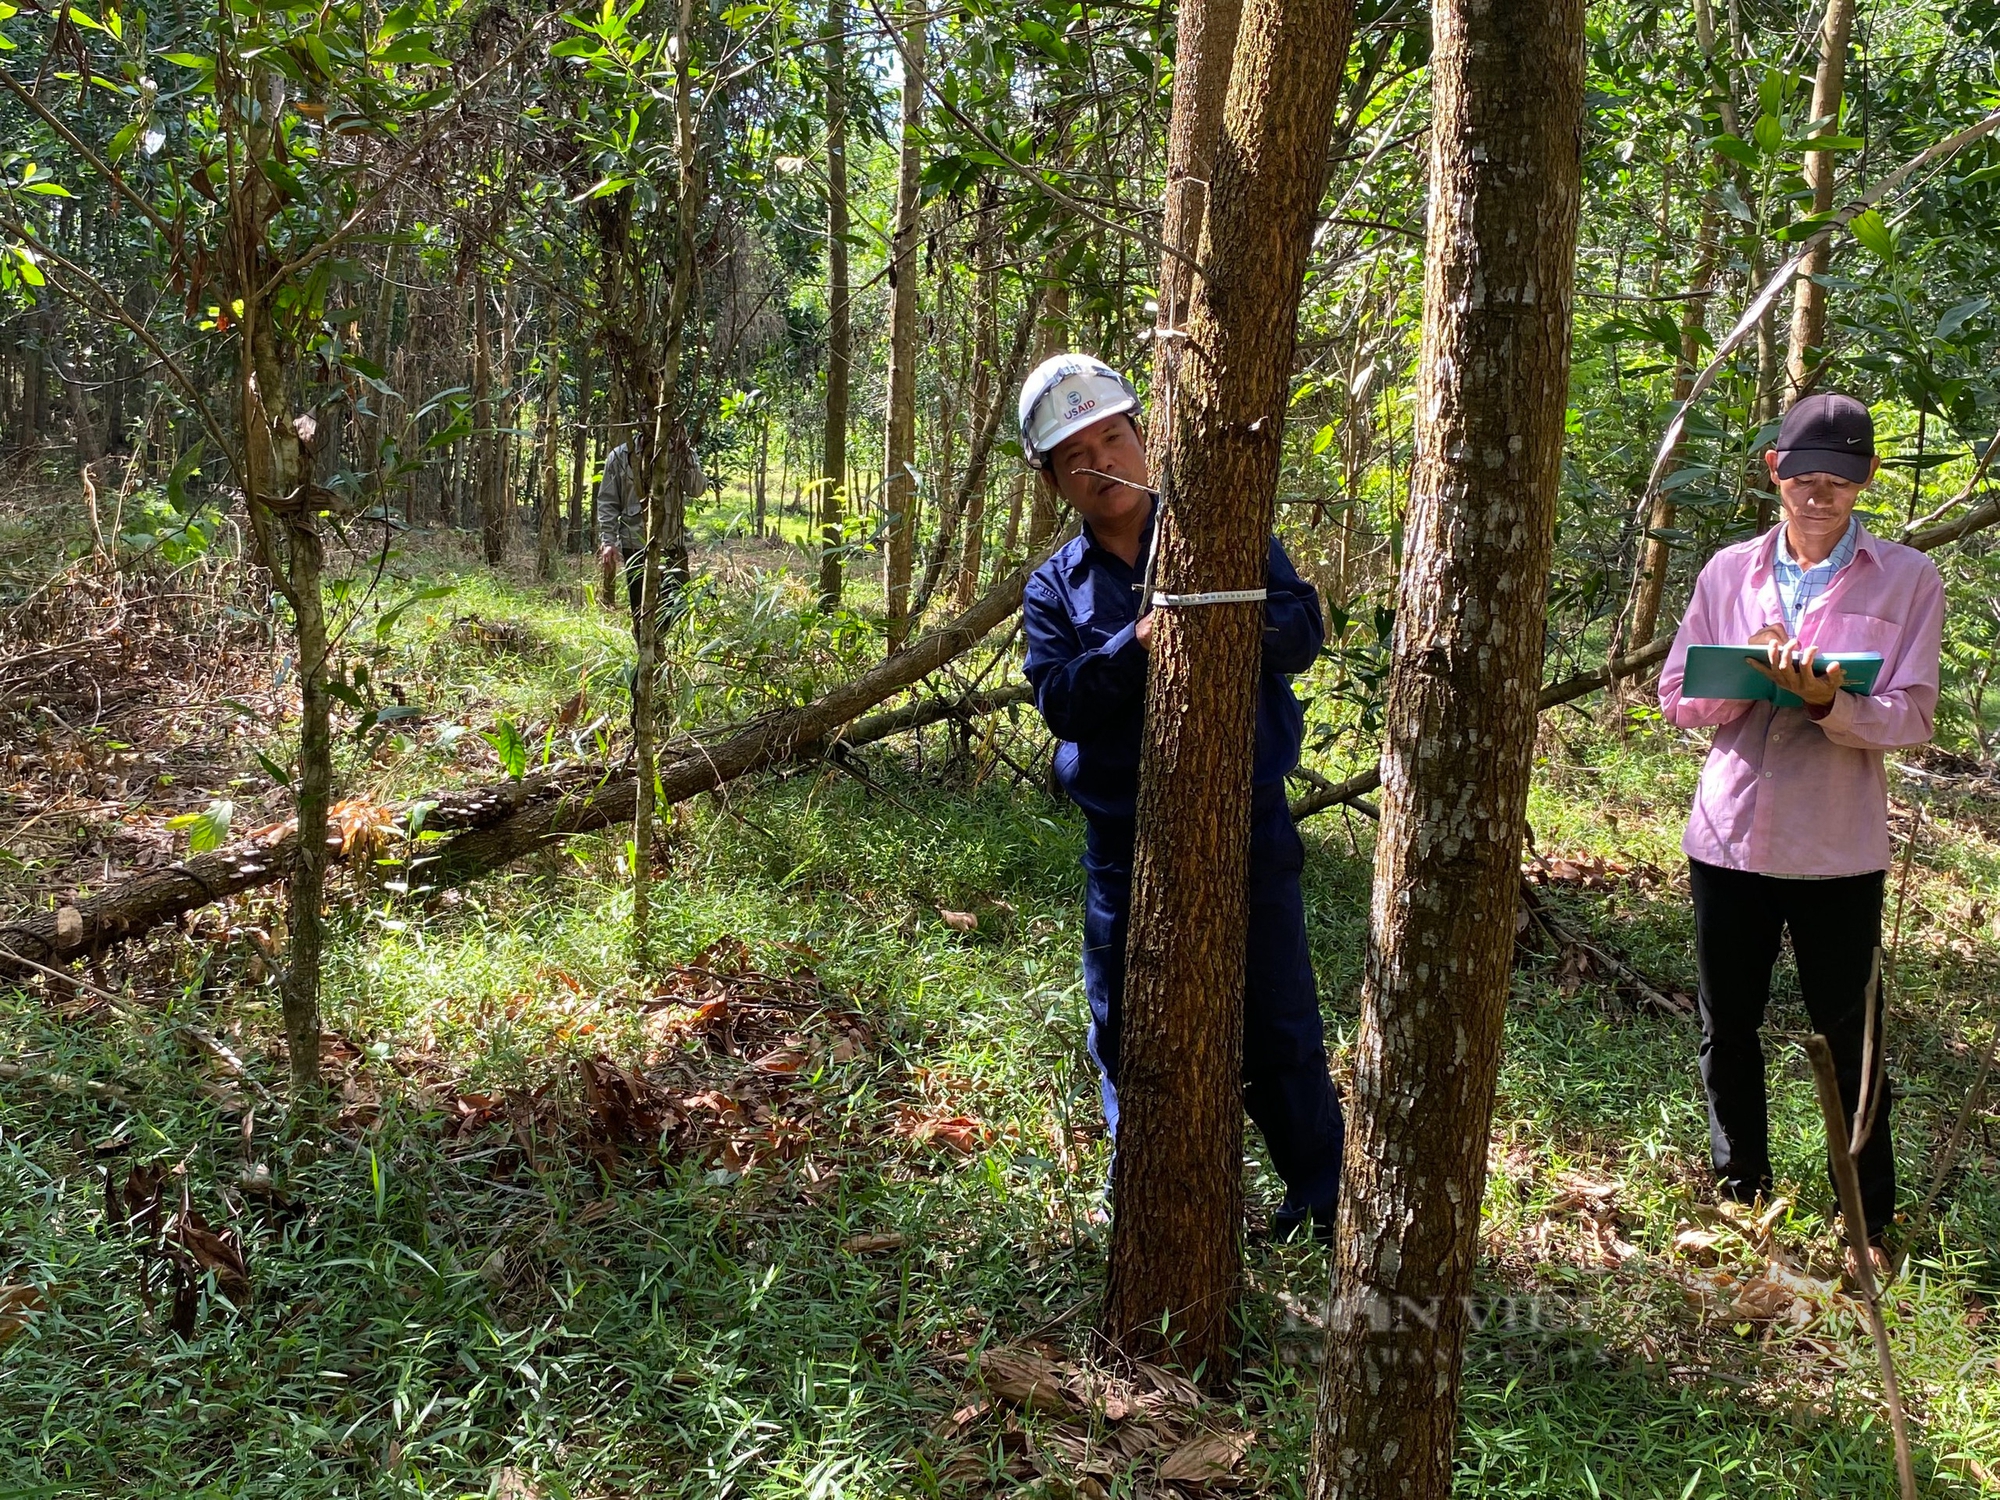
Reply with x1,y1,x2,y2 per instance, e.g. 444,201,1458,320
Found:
2,484,1998,1498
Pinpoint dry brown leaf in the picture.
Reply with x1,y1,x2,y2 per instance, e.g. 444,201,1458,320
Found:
751,1047,808,1075
841,1232,907,1255
1673,1227,1723,1264
938,909,979,933
893,1106,993,1155
0,1284,43,1343
1134,1359,1204,1409
172,1210,250,1303
1158,1429,1255,1486
977,1348,1076,1415
492,1465,542,1500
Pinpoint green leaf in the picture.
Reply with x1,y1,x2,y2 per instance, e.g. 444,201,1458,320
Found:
1708,134,1759,168
254,749,292,786
106,118,143,160
21,181,72,196
1784,133,1863,152
166,799,234,854
165,442,205,513
1752,114,1782,155
158,50,211,67
1848,208,1894,263
1935,297,1989,342
484,720,527,780
378,33,449,65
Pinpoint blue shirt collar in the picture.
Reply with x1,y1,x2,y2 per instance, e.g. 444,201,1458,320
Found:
1775,514,1859,576
1069,500,1159,582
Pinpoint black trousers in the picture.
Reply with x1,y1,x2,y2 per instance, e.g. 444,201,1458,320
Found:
1689,859,1894,1236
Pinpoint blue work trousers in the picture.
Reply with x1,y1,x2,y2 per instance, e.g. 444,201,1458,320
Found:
1081,791,1345,1213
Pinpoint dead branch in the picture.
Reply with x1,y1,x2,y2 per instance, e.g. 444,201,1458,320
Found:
1804,1033,1917,1500
0,546,1059,973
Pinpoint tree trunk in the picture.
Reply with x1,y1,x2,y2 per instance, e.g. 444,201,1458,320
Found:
882,0,927,653
818,0,852,609
537,342,562,582
1102,0,1357,1379
474,277,506,566
998,467,1025,580
754,406,770,537
912,301,1036,622
1025,278,1068,551
1785,0,1857,395
230,63,329,1100
1307,0,1584,1488
631,0,705,962
569,340,592,553
1620,201,1720,653
955,185,1000,612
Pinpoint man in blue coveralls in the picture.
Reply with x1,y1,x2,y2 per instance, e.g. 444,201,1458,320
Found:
1017,354,1346,1243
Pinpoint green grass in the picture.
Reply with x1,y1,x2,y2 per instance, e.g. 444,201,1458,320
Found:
4,539,1999,1498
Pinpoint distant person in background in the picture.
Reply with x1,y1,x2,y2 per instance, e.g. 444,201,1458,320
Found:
597,424,705,636
1658,393,1944,1275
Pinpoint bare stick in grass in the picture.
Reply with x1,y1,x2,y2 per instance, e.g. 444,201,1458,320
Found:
1804,1031,1916,1500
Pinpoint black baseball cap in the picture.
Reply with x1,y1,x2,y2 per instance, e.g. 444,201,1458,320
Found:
1774,393,1876,482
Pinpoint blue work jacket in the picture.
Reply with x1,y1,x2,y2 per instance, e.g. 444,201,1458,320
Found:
1021,508,1324,822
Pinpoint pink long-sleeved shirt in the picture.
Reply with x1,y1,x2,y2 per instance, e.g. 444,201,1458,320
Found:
1658,521,1944,876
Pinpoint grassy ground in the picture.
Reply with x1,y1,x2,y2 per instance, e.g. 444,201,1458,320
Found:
2,499,1998,1497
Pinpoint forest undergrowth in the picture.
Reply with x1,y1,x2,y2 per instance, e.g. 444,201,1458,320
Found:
2,491,1999,1498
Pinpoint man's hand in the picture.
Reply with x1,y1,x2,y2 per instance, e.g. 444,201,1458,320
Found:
598,545,622,610
1134,610,1154,651
1746,636,1844,708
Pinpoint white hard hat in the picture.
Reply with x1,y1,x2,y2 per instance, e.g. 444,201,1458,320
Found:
1017,354,1139,471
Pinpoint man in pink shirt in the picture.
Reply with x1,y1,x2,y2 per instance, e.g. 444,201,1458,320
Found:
1659,393,1944,1263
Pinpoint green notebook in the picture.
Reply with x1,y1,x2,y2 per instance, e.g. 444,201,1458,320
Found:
1682,645,1883,709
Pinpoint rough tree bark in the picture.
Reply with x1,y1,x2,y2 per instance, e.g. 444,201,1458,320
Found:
818,0,852,609
881,0,927,653
1785,0,1857,395
1101,0,1355,1378
1307,0,1584,1490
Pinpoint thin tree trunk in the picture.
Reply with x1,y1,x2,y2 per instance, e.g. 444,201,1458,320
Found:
1620,202,1720,653
754,406,770,537
632,0,704,963
230,64,328,1100
1102,0,1357,1379
998,467,1024,579
818,0,851,609
955,184,1000,612
1308,0,1584,1487
474,276,506,565
569,340,592,553
882,0,927,653
537,341,562,582
1025,278,1068,551
1786,0,1858,394
364,233,402,497
912,301,1036,621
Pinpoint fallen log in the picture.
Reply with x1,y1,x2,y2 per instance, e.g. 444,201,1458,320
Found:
0,546,1060,972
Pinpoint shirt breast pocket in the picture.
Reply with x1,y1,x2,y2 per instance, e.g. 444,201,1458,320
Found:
1817,612,1898,658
